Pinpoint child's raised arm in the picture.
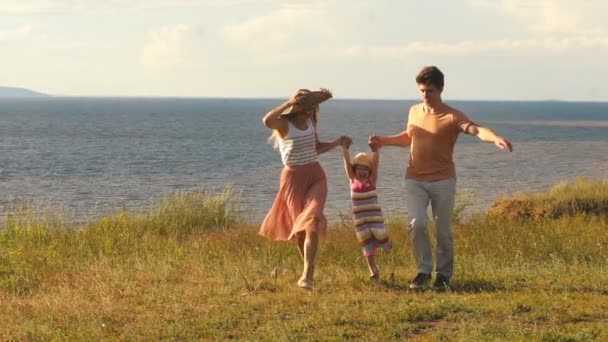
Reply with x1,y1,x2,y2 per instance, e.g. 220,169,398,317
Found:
370,143,380,185
341,142,355,182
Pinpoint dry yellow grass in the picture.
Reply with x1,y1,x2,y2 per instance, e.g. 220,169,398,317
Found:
1,184,608,340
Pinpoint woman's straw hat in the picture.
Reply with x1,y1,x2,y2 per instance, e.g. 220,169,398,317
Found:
352,152,373,169
281,88,333,116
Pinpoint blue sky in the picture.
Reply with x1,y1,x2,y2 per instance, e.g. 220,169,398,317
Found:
1,0,607,100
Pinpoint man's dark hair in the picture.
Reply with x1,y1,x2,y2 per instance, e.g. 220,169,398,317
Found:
416,66,444,89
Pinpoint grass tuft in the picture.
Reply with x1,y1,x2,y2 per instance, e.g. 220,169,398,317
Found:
488,178,608,220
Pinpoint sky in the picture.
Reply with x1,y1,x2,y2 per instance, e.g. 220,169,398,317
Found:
1,0,607,101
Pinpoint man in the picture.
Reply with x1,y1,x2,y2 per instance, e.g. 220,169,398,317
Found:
369,66,512,290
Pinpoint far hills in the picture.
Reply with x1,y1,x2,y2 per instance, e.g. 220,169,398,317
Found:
0,86,48,97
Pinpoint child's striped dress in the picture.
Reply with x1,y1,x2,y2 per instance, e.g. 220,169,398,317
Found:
350,179,392,257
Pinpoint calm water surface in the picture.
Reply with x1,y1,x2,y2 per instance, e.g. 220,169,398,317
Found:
1,98,607,222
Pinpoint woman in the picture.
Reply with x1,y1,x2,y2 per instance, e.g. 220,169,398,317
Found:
260,88,350,289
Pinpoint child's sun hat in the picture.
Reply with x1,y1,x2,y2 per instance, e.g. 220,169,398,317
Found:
352,152,373,169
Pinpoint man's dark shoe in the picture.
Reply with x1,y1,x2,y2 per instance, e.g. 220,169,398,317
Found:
433,274,450,291
409,273,431,290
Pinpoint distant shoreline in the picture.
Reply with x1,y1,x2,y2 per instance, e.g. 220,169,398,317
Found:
0,86,48,98
1,85,606,103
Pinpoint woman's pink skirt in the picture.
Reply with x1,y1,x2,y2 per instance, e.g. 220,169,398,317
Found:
260,162,328,241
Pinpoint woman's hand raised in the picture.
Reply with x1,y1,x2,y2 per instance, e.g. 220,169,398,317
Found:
288,93,305,106
319,88,333,97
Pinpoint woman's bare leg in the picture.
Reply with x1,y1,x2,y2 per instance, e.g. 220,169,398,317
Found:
298,229,318,288
297,232,306,260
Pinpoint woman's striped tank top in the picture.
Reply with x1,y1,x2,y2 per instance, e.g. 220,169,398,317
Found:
279,119,317,166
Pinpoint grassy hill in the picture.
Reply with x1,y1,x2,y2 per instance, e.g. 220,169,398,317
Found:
1,182,608,340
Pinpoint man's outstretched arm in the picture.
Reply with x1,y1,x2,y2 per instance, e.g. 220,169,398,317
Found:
466,125,513,152
369,130,412,148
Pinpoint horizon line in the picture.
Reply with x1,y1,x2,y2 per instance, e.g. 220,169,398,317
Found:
4,94,608,104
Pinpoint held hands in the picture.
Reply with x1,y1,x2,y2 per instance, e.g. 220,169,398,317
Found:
339,135,380,151
494,136,513,152
340,135,352,149
368,135,383,149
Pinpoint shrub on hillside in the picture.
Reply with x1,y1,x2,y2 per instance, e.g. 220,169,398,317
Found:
487,178,608,221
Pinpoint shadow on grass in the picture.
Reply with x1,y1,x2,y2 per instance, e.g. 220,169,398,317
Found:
368,274,506,294
552,286,608,296
448,279,507,293
356,275,508,295
373,273,411,291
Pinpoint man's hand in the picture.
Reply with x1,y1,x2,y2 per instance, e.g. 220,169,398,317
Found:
494,136,513,152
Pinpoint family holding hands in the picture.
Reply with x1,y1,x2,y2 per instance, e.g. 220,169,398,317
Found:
260,66,513,290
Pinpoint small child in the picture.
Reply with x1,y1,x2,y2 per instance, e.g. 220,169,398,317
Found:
341,140,392,280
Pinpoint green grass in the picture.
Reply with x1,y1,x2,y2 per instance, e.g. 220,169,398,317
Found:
1,184,608,340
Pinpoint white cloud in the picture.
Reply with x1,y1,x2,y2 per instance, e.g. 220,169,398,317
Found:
141,24,205,70
0,1,92,14
0,0,272,14
223,2,337,51
0,24,34,41
466,0,607,35
360,40,536,58
222,0,608,62
344,35,608,59
376,0,608,58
